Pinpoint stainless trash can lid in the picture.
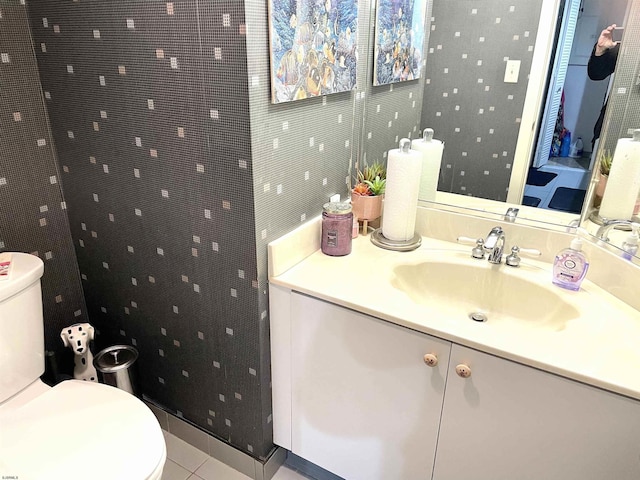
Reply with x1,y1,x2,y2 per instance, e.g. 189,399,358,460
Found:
94,345,138,372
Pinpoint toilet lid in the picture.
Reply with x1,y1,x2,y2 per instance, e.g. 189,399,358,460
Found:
0,380,166,480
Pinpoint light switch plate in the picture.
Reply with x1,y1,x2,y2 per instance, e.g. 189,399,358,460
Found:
504,60,521,83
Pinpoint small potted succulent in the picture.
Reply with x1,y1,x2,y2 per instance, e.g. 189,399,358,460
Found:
351,160,386,228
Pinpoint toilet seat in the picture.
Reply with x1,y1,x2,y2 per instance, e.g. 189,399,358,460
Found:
0,380,166,480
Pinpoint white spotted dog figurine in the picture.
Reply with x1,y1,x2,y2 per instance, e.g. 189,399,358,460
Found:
60,323,98,382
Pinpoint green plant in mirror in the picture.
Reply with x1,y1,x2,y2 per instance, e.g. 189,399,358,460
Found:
599,149,612,176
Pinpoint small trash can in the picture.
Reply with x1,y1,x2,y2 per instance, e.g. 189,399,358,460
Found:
93,345,139,397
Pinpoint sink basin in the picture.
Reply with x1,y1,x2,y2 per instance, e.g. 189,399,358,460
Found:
391,252,580,331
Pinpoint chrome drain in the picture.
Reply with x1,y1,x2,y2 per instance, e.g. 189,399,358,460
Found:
469,312,488,323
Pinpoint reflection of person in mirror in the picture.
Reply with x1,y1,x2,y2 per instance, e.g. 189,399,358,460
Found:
587,24,621,149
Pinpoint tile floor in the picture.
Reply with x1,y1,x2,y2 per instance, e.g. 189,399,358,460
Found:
161,430,311,480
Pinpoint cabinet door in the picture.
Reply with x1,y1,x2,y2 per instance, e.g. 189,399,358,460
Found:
433,344,640,480
291,293,451,480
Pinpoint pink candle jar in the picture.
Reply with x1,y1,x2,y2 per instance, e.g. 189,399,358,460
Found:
321,202,353,256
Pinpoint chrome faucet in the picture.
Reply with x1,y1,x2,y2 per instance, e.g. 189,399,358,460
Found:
596,219,635,242
483,226,505,264
503,207,519,223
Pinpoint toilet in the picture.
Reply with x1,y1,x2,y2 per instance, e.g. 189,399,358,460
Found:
0,252,166,479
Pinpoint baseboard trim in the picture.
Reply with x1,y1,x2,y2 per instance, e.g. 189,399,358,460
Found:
144,398,285,480
284,452,345,480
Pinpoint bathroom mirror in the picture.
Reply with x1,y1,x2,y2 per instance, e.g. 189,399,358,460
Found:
353,0,639,259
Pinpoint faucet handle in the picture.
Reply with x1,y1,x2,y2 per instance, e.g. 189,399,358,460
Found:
457,236,485,259
518,247,542,257
457,236,478,244
505,245,542,267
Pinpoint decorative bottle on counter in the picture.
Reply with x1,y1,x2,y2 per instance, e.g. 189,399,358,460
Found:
321,202,353,256
552,237,589,291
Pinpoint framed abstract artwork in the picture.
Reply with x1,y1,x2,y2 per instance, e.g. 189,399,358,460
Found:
268,0,358,104
373,0,427,86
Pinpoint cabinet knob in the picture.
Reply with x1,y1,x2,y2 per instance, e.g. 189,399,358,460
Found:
423,353,438,367
455,364,472,378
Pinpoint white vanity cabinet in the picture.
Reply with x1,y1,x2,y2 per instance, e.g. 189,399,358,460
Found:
433,344,640,480
287,292,451,480
271,289,640,480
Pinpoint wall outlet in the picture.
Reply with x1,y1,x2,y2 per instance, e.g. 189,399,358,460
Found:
504,60,521,83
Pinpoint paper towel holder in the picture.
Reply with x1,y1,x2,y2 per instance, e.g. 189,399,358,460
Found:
370,228,422,251
589,129,640,226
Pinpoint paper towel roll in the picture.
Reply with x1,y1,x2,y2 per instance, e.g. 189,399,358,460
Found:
600,130,640,220
411,128,444,202
382,138,423,241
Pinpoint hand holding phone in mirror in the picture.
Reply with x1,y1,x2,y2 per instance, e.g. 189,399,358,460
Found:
595,24,620,55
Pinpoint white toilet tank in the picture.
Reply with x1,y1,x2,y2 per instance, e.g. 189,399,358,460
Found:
0,252,45,403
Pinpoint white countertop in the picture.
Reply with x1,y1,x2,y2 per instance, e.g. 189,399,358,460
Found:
269,226,640,401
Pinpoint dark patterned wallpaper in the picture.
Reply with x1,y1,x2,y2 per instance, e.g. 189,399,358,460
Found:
26,0,272,458
421,0,543,201
18,0,359,461
0,2,89,355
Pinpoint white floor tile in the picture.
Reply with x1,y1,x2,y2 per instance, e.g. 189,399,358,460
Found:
162,430,314,480
164,431,210,472
271,465,313,480
161,459,192,480
194,456,253,480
